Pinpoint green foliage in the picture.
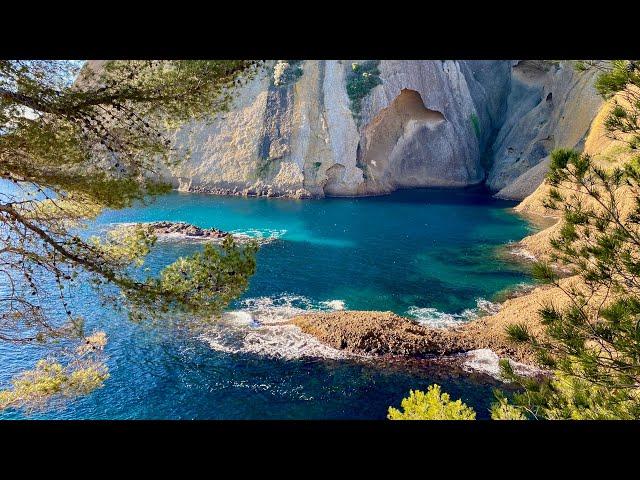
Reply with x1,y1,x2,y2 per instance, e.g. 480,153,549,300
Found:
1,60,262,412
530,260,559,283
89,224,157,267
498,59,640,419
489,395,527,420
594,60,638,98
547,148,583,184
574,61,590,72
272,60,304,87
388,385,477,420
255,158,272,179
346,61,383,120
396,60,640,421
581,60,640,148
499,362,640,420
388,384,529,421
505,323,532,343
0,332,108,412
387,382,528,420
470,113,481,139
134,235,257,321
515,148,640,401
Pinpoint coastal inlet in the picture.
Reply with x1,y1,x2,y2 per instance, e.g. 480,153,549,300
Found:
0,187,537,419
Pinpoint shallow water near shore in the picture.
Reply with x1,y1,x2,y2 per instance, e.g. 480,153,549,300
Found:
0,187,536,419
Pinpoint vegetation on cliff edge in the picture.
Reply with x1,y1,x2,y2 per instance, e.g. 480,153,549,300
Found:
346,60,382,122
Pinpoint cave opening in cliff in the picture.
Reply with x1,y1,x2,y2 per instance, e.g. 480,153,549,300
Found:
356,88,446,188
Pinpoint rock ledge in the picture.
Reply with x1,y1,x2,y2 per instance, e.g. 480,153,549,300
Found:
291,310,534,363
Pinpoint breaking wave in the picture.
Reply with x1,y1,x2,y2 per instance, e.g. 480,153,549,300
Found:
509,247,536,261
462,348,543,379
201,295,349,360
406,298,501,328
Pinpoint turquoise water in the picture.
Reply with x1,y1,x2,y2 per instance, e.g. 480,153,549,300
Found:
0,187,535,419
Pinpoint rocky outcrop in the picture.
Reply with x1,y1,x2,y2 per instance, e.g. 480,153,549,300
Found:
150,221,228,240
291,310,535,362
147,221,274,245
111,59,600,199
289,82,618,368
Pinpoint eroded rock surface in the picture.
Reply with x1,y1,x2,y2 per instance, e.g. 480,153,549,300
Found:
150,221,228,239
81,60,601,200
489,60,602,196
147,221,275,245
291,310,533,362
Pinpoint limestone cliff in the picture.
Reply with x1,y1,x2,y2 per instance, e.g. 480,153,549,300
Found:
515,89,638,259
84,60,601,199
490,60,602,199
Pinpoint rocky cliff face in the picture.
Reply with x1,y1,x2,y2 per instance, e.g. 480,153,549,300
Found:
488,61,602,199
153,60,602,199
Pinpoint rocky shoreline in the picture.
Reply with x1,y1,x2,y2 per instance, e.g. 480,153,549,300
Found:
150,221,229,239
148,221,277,245
287,227,563,371
186,184,315,199
290,310,536,364
147,207,556,373
287,220,574,374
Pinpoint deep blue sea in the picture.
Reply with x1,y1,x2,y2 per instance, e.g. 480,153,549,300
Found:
0,188,536,419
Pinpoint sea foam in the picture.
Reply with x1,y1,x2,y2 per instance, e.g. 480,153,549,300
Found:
406,298,501,328
509,248,537,261
230,228,287,242
201,294,349,360
462,348,543,379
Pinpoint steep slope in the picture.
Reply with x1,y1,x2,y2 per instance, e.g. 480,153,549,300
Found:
514,89,638,259
102,59,599,198
488,60,602,199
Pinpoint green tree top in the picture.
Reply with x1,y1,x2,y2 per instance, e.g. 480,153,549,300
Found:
388,385,477,420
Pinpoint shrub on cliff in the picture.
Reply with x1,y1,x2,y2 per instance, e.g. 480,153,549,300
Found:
346,61,382,120
273,60,303,87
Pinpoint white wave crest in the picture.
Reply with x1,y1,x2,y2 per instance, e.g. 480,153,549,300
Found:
406,298,500,328
320,299,345,311
201,294,349,360
406,307,474,328
462,348,543,379
230,228,287,243
509,247,536,261
475,298,501,315
105,223,285,245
